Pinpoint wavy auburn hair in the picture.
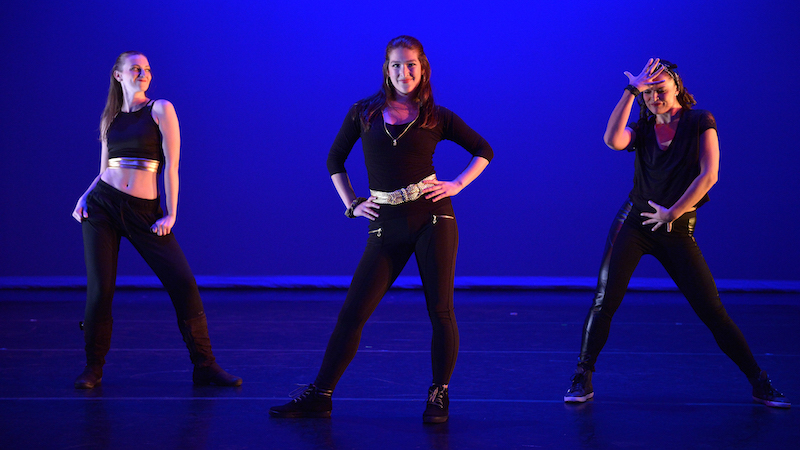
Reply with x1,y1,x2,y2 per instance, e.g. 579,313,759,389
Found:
357,36,437,130
99,51,145,140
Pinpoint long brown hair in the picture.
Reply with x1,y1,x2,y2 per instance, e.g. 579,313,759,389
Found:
357,36,437,130
99,51,145,140
637,59,697,121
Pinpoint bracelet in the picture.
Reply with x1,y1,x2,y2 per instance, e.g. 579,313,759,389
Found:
345,197,367,218
625,84,640,97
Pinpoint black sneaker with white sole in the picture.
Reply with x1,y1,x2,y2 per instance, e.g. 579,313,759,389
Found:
750,371,790,408
564,368,594,403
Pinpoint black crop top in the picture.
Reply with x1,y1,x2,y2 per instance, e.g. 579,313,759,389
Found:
106,101,164,171
327,104,493,192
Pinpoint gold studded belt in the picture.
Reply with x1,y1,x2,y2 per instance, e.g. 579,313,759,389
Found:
370,174,436,205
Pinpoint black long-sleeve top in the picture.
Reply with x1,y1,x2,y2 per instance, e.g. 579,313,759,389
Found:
326,104,493,192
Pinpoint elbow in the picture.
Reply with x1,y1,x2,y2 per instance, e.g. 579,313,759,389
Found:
700,171,718,190
704,166,719,186
604,127,632,151
163,163,179,177
602,131,613,148
603,132,624,151
603,137,624,151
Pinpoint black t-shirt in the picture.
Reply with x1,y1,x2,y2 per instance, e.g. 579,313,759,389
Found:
627,109,716,213
326,104,493,192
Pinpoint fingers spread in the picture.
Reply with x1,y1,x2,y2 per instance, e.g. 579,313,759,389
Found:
646,58,660,75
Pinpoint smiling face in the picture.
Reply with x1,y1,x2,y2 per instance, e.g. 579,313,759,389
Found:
387,47,422,98
114,54,151,94
643,72,680,115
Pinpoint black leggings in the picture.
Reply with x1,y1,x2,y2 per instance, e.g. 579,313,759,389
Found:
578,199,760,378
82,180,205,326
315,201,459,391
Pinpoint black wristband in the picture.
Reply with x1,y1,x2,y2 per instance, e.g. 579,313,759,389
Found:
625,84,640,97
345,197,367,218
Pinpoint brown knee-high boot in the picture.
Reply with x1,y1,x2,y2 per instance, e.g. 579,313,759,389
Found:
178,312,242,387
74,318,113,389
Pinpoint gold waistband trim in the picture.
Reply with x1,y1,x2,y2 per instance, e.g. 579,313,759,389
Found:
370,174,437,205
108,157,159,173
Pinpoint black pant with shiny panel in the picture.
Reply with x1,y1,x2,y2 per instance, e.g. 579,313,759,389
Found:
578,199,760,378
315,201,459,391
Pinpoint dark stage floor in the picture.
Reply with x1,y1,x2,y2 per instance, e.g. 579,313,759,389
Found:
1,289,797,449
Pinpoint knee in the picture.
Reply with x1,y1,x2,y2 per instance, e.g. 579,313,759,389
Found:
692,299,731,325
427,305,456,325
335,306,372,331
86,282,114,310
589,287,624,317
587,302,615,325
589,296,608,315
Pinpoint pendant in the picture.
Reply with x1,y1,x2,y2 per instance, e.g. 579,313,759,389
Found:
392,139,397,147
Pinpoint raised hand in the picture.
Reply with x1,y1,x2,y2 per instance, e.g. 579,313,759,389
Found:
624,58,666,92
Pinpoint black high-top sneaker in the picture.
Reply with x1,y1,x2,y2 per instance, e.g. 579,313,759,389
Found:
423,384,449,424
564,367,594,403
750,371,790,408
269,384,333,418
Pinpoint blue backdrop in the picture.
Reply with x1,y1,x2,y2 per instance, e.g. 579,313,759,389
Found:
2,0,798,283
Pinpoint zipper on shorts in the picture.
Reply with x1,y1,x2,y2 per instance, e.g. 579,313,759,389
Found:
368,228,383,238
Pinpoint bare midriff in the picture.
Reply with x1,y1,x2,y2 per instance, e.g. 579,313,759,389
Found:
101,166,158,199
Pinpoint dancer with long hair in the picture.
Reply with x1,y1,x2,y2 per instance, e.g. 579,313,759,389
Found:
270,36,493,423
72,51,241,389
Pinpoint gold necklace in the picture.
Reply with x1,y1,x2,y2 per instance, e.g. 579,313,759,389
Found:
383,114,418,147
